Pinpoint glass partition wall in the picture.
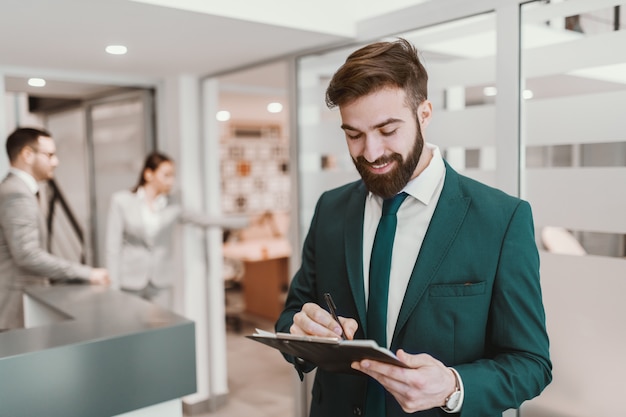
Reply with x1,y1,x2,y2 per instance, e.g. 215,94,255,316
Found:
295,1,626,416
520,1,626,417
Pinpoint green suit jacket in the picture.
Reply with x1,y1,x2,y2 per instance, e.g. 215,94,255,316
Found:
276,164,551,417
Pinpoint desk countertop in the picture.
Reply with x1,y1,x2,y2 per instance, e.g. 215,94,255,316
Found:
0,285,196,417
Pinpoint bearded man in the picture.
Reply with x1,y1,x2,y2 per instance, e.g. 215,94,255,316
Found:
275,38,551,417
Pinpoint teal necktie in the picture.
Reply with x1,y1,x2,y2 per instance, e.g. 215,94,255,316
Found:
364,192,408,417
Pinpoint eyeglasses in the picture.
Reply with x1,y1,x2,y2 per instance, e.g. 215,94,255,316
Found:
30,147,56,159
36,151,56,159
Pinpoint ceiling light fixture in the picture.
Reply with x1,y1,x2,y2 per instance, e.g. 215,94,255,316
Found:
216,110,231,121
267,102,283,113
105,45,128,55
28,78,46,87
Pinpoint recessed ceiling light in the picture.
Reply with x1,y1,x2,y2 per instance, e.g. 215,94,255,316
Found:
105,45,128,55
216,110,231,121
267,102,283,113
28,78,46,87
522,89,534,100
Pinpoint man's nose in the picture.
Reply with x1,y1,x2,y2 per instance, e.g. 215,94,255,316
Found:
362,136,385,162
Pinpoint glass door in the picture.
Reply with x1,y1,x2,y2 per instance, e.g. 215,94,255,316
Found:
520,1,626,416
87,90,155,265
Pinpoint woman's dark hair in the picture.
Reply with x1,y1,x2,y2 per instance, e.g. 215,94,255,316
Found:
132,151,173,192
325,38,428,116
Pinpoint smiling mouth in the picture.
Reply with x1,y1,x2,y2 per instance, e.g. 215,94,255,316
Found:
368,159,395,173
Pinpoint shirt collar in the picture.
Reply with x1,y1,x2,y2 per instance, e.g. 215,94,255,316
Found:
136,186,168,210
403,143,445,205
9,167,39,195
365,142,445,206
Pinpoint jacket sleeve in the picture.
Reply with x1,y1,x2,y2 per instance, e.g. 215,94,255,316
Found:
275,195,324,377
457,201,552,416
179,208,249,230
0,190,91,280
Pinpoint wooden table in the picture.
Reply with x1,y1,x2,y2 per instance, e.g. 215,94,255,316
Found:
223,238,291,321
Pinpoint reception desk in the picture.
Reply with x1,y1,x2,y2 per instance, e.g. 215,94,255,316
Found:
0,285,196,417
223,238,291,321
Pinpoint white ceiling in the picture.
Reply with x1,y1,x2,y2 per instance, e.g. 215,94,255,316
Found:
0,0,429,98
3,0,623,104
0,0,346,98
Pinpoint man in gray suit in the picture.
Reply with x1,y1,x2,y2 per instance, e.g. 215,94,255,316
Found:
0,127,109,331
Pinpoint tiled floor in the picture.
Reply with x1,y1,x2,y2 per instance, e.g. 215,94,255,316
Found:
185,312,297,417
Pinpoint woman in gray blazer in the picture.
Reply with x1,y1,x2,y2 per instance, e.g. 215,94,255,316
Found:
106,152,246,309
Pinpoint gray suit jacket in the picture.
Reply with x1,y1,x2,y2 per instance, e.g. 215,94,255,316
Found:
106,190,247,292
0,173,91,329
106,190,187,291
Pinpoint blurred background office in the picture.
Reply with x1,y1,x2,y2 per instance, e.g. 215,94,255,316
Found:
1,1,625,417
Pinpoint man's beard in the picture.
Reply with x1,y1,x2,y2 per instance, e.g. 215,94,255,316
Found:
352,127,424,199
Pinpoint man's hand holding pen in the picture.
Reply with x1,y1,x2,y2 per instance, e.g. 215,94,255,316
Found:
290,302,358,340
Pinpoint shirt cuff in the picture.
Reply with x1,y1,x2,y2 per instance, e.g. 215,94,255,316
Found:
442,367,464,413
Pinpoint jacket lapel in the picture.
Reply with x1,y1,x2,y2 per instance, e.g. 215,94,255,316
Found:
392,164,471,345
344,182,368,327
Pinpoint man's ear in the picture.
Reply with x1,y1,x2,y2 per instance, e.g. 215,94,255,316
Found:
20,146,36,164
418,100,433,129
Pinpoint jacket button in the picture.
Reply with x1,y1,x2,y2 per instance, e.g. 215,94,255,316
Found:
353,406,362,416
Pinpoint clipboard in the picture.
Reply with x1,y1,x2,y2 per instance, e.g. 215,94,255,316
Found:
247,329,409,374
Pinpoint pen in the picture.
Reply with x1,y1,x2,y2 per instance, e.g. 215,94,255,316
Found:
323,292,347,340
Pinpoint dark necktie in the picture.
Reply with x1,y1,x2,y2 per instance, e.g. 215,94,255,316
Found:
364,191,408,417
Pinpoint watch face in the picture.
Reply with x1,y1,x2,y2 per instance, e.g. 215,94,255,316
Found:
446,390,461,409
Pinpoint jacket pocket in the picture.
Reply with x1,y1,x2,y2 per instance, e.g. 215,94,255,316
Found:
428,281,486,297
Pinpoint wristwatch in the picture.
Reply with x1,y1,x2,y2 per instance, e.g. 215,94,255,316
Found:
442,388,461,412
441,368,461,413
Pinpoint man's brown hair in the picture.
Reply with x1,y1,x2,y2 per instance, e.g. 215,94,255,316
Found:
325,38,428,116
6,127,51,162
